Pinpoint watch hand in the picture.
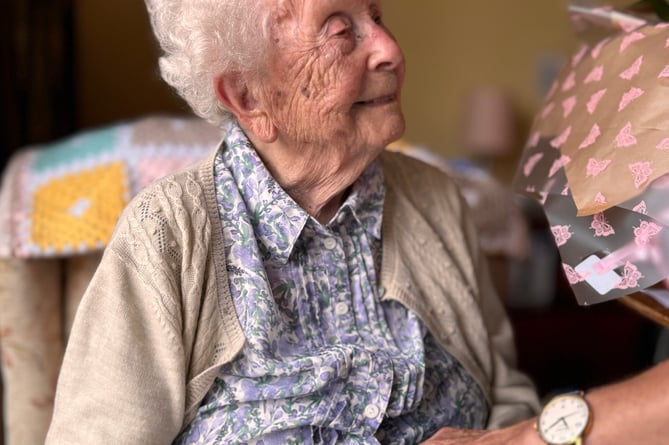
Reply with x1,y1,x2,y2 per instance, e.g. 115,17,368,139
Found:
561,411,583,428
546,416,567,431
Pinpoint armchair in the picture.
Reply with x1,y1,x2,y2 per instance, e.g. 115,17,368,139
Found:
0,115,219,444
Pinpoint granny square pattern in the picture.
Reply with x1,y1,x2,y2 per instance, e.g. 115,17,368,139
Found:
0,115,221,258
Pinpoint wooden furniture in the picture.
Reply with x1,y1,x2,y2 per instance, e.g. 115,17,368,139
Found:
620,293,669,328
508,291,659,398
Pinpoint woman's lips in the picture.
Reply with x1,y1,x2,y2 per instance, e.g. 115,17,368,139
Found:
355,94,396,106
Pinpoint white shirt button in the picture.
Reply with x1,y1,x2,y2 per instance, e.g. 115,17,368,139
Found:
363,405,380,419
323,238,337,250
334,302,349,315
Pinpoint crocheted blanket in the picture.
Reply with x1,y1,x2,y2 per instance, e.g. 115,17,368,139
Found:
0,115,221,258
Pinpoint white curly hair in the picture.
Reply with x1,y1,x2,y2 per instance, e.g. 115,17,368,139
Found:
145,0,273,126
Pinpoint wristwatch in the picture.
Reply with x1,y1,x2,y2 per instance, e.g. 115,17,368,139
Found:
535,391,592,445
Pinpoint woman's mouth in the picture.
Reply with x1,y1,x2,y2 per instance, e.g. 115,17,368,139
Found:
355,94,396,106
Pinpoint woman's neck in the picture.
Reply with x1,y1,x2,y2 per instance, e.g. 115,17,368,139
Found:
248,132,371,225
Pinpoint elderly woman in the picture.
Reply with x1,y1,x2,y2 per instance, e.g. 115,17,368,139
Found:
46,0,540,443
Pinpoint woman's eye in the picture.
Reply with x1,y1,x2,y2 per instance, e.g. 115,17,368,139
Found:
328,17,352,38
334,27,351,37
373,14,382,25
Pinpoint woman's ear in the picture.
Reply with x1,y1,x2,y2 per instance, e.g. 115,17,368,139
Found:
213,73,277,142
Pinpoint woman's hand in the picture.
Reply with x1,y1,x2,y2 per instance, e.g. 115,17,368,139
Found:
421,419,541,445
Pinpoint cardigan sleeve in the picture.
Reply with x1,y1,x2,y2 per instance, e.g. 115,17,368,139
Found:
457,185,542,428
46,207,188,444
471,240,542,428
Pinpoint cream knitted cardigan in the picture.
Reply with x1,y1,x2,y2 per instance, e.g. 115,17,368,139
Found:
46,148,539,444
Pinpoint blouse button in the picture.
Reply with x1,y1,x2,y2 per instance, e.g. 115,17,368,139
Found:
323,238,337,250
363,405,380,419
334,302,349,315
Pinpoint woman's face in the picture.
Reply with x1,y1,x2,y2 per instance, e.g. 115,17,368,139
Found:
257,0,405,157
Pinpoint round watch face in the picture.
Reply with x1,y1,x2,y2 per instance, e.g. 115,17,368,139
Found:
538,394,590,444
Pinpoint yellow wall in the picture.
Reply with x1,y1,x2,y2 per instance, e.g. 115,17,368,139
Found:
383,0,580,180
74,1,185,128
75,1,584,179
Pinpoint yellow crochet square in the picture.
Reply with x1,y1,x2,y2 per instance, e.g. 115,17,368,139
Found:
30,162,129,253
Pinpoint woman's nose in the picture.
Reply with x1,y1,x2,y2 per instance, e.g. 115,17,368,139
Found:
366,27,404,73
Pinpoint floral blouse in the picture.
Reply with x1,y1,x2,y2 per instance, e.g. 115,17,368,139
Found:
174,125,488,444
